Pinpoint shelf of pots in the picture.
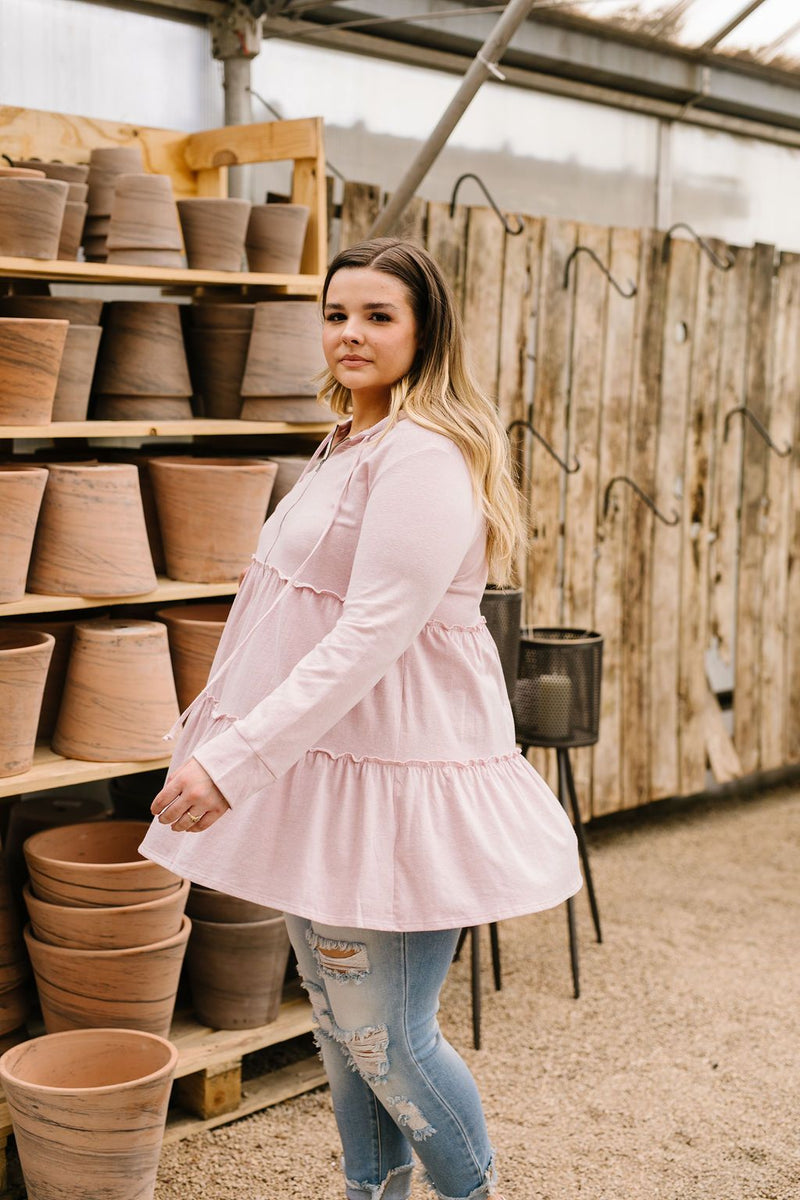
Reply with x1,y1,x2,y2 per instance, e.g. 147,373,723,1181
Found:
0,418,331,440
0,255,324,293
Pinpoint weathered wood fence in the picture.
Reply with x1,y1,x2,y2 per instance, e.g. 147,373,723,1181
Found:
336,183,800,817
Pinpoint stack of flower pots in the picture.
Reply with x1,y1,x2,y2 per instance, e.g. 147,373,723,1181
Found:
13,160,89,260
240,300,330,422
0,296,104,421
22,821,189,1036
185,885,290,1029
177,197,251,270
92,300,194,419
84,144,144,261
0,166,69,259
184,302,254,418
106,174,184,268
0,316,69,425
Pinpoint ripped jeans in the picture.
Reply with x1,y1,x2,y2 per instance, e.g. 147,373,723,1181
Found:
284,915,497,1200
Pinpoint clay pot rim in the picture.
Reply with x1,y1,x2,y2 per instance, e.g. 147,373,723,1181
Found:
0,317,70,328
177,197,251,208
150,456,276,470
0,466,49,478
0,631,55,655
156,603,232,627
38,462,137,475
187,913,285,932
0,1027,178,1095
0,177,69,193
23,877,190,921
250,202,310,214
23,914,191,960
24,819,155,869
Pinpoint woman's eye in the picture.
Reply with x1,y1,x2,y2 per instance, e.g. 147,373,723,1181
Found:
324,313,345,322
370,312,391,322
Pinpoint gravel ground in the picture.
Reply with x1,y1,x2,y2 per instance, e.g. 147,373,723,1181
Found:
155,781,800,1200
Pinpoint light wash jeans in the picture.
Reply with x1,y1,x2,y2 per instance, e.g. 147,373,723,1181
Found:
284,915,497,1200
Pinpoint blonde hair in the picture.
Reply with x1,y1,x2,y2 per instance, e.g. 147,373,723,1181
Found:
318,238,525,585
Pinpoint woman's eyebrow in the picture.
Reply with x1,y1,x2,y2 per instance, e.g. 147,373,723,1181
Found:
323,301,399,312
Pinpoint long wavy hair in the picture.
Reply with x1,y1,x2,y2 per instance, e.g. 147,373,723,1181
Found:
317,238,525,585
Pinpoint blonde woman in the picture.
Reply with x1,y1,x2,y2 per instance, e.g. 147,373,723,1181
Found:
144,238,581,1200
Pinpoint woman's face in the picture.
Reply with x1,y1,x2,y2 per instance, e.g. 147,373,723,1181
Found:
322,266,419,405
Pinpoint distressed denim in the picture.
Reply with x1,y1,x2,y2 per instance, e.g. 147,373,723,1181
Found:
284,915,497,1200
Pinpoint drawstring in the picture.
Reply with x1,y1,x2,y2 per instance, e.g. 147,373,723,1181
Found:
164,428,374,741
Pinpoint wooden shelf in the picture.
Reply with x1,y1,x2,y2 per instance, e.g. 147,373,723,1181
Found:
0,418,333,440
0,255,323,293
0,744,171,799
0,576,239,616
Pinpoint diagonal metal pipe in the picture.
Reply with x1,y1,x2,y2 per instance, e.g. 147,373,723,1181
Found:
368,0,536,238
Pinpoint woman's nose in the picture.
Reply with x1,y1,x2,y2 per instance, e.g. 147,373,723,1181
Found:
342,318,363,343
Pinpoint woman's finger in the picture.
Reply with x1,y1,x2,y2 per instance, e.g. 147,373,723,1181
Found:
150,772,184,817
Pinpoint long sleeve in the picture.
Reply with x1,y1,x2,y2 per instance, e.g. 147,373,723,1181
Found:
192,443,482,804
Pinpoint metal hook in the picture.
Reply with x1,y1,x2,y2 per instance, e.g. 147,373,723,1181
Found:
603,476,680,525
449,173,524,236
723,406,792,457
1,154,14,168
563,245,637,297
506,420,580,474
662,223,736,271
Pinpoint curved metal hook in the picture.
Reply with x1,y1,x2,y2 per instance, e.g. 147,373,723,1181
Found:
662,223,736,272
603,475,680,526
1,154,14,168
449,173,524,236
563,245,637,297
723,406,792,457
506,419,580,474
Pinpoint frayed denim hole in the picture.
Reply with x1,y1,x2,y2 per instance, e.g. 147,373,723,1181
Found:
344,1161,414,1200
385,1095,436,1141
306,930,372,984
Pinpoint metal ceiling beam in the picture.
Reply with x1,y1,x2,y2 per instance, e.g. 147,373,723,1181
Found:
700,0,768,52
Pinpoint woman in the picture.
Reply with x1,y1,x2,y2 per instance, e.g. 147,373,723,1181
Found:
143,238,581,1200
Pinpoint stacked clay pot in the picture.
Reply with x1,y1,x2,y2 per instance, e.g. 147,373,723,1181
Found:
0,316,69,424
240,300,330,422
52,617,180,762
0,630,54,778
184,302,254,418
92,300,194,419
3,795,108,914
84,144,144,261
106,174,184,268
156,602,232,709
245,201,310,274
185,885,290,1029
22,821,189,1036
177,197,251,271
13,160,89,260
0,1027,178,1200
149,457,278,582
0,296,103,421
0,849,31,1049
0,465,48,601
0,167,69,259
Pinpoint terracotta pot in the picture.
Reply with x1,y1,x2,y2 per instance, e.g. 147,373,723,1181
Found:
177,197,251,270
0,851,28,1036
24,878,190,951
52,618,180,761
106,174,182,251
0,317,69,425
149,457,278,582
156,602,232,708
27,463,157,597
0,178,69,258
241,300,326,399
0,984,28,1038
186,883,280,924
92,395,194,420
66,181,88,203
87,144,144,216
0,296,104,324
4,794,108,903
245,203,310,274
14,160,89,185
57,201,87,261
239,396,332,422
0,1027,177,1200
188,302,254,331
84,215,111,237
50,324,102,421
186,914,290,1028
25,915,190,1035
104,247,184,267
0,167,45,179
101,452,165,573
23,820,181,910
0,631,55,778
185,327,248,418
6,619,78,739
0,466,48,601
93,301,192,397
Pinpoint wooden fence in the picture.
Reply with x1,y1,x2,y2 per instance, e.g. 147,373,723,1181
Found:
336,183,800,817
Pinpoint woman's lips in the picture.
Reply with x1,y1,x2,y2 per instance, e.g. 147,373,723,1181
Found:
340,355,370,363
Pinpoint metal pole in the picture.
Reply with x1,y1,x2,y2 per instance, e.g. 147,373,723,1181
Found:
368,0,536,237
223,56,253,199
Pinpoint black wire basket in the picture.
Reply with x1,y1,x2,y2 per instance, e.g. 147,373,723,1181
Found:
514,627,603,748
479,587,523,702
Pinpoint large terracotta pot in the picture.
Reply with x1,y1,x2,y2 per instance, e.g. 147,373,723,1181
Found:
0,178,69,258
0,631,55,778
0,466,48,601
52,619,180,761
3,617,79,739
51,324,103,420
241,300,325,399
149,457,278,582
156,602,232,709
177,197,251,270
27,463,157,597
93,301,192,397
24,878,190,951
185,883,280,924
186,913,290,1029
106,173,182,250
3,793,108,904
0,317,69,425
25,916,190,1036
245,203,310,274
188,302,254,330
0,1027,177,1200
23,820,181,909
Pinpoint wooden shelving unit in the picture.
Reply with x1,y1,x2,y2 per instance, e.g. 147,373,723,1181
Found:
0,255,323,293
0,576,238,616
0,745,171,800
0,419,332,441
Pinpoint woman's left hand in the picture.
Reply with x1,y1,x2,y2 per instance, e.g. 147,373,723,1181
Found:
151,758,231,833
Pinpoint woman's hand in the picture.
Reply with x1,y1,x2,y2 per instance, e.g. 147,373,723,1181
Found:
151,758,231,833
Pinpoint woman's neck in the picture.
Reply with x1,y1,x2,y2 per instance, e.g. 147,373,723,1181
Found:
347,396,391,437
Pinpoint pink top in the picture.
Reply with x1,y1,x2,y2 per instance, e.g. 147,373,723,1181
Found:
140,414,581,931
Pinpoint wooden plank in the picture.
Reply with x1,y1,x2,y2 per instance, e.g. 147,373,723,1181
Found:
338,182,382,252
496,217,540,435
708,247,751,671
173,1060,242,1120
562,225,611,818
703,681,743,784
462,206,506,400
734,243,777,775
592,227,640,817
679,241,726,795
385,194,427,245
0,745,170,800
0,419,332,441
759,252,800,768
649,237,697,800
169,992,313,1077
787,373,800,762
0,256,323,292
184,117,321,171
290,149,328,278
425,201,469,313
620,230,669,810
0,577,240,618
